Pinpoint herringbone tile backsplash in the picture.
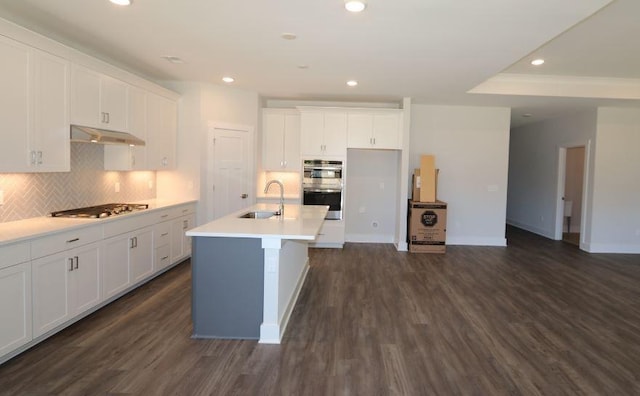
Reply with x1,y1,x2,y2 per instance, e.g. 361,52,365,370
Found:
0,143,156,222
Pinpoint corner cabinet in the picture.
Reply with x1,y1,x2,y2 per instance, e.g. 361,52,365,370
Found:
262,109,300,171
0,36,70,173
299,109,347,158
146,93,177,169
70,64,128,132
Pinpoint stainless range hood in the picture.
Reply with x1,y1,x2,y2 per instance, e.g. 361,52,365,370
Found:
70,125,146,146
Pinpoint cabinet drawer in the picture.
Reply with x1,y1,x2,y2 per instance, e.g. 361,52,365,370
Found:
103,212,155,238
154,221,171,247
0,241,30,270
31,225,103,259
170,204,195,218
153,208,174,223
154,244,171,271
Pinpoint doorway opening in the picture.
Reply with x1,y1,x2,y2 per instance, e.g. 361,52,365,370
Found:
555,141,590,249
562,146,585,246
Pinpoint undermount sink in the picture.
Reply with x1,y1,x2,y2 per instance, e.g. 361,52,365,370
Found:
238,210,278,219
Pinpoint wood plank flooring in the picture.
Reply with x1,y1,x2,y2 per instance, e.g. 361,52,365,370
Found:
1,226,639,395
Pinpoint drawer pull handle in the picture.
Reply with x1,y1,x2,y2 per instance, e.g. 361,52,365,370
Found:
161,232,169,237
161,214,169,218
182,209,188,213
66,238,80,243
161,256,169,260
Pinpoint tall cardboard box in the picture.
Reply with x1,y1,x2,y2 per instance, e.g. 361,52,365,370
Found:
408,200,447,253
412,168,439,202
412,155,438,202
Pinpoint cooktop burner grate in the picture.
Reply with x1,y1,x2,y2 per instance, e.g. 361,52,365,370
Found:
50,203,149,219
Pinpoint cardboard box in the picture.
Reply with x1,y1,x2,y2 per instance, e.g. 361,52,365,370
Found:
408,200,447,253
412,168,439,202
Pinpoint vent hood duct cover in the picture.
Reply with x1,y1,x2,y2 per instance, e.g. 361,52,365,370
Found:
70,125,146,146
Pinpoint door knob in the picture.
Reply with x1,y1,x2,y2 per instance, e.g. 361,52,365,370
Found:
241,193,248,199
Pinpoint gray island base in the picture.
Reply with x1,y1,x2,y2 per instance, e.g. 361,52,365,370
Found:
186,204,328,343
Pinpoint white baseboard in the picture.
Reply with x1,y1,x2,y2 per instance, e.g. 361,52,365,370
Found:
584,243,640,254
345,233,394,243
506,219,555,239
445,236,507,247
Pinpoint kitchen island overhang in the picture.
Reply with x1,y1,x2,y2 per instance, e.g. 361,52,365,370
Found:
186,204,328,344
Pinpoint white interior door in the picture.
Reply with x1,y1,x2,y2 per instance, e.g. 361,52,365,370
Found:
208,123,254,220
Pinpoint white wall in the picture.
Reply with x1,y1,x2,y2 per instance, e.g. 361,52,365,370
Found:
507,110,597,242
157,82,259,226
345,149,400,243
410,105,511,246
589,108,640,253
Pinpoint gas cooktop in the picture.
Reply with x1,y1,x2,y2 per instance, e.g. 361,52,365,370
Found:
50,203,149,219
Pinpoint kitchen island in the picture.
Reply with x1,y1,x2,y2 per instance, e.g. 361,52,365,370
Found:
186,203,327,344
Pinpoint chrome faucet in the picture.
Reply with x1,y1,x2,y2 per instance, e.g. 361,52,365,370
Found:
264,179,284,216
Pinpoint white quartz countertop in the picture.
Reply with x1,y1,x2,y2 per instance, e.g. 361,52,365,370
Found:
186,204,328,240
0,199,197,247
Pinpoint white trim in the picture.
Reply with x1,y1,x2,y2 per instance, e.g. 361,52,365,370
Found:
585,243,640,254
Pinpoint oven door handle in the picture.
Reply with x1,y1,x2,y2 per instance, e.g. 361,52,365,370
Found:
305,167,342,171
304,188,342,193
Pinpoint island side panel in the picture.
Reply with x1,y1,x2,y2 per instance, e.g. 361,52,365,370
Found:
191,237,264,339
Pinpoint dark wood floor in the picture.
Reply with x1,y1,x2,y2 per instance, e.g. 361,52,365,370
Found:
1,227,640,395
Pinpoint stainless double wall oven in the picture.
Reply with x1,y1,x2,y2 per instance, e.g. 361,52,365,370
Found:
302,159,343,220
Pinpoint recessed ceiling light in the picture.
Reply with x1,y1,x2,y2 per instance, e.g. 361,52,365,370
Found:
161,56,184,64
531,59,545,66
345,0,366,12
222,76,235,83
109,0,132,5
347,80,358,87
281,33,297,40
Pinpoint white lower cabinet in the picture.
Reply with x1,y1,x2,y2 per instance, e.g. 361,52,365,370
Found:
171,213,195,263
0,262,32,357
32,241,101,338
312,220,345,247
103,226,153,300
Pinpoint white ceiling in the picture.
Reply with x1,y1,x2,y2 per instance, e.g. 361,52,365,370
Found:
1,0,639,127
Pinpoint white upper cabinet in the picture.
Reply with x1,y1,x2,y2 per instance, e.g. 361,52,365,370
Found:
262,109,300,171
70,64,128,132
0,36,69,173
104,86,147,170
146,92,177,169
347,110,402,150
0,36,30,172
300,109,347,158
32,49,71,171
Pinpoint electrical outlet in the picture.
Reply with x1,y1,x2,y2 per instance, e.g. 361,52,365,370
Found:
115,182,120,193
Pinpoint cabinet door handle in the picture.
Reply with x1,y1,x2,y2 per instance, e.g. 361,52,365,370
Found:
183,220,188,230
30,150,37,165
68,258,74,272
130,237,136,249
283,160,287,167
373,137,376,145
37,151,43,165
106,112,110,124
101,112,106,123
74,256,79,270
